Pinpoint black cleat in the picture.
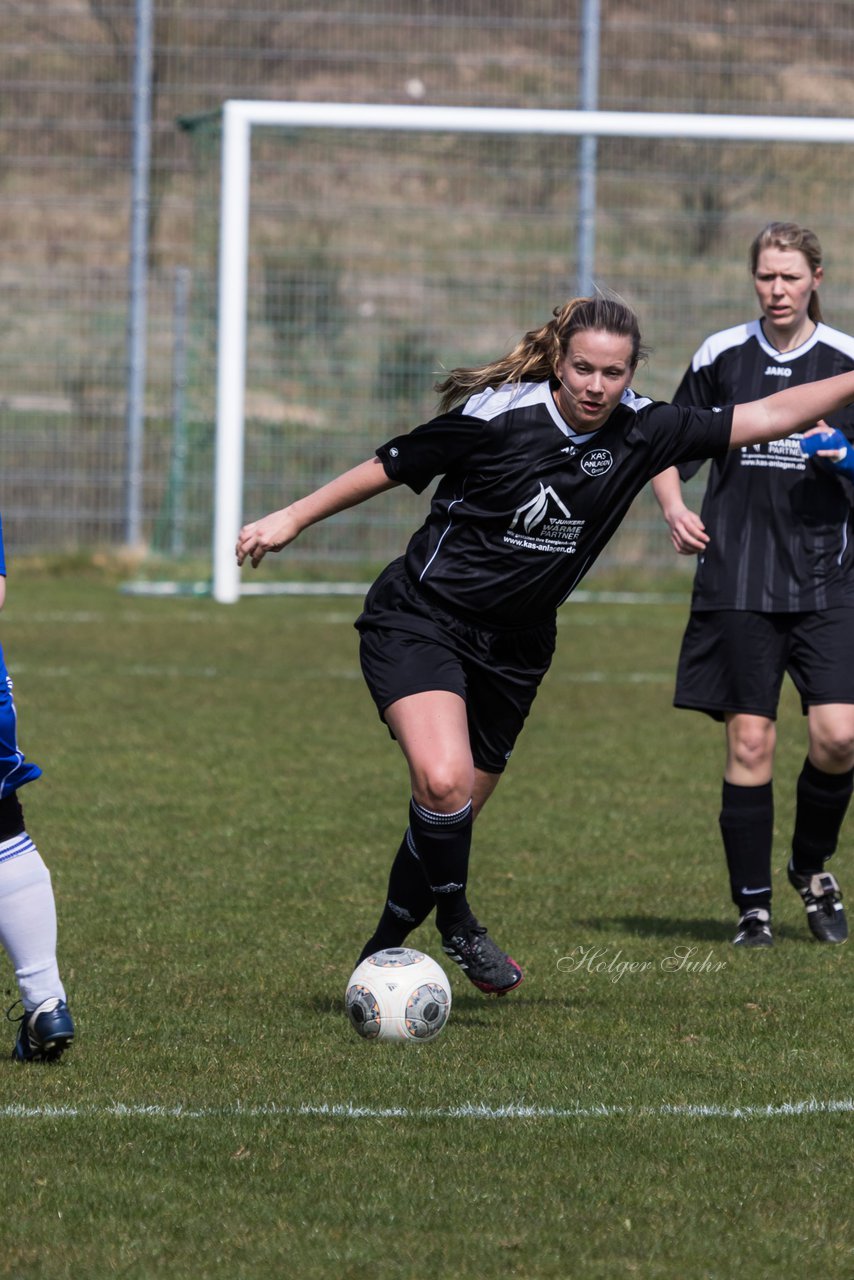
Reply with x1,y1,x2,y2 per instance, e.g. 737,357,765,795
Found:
441,921,523,995
732,908,773,947
788,861,848,944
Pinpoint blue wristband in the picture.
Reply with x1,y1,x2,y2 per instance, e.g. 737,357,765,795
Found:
800,429,854,479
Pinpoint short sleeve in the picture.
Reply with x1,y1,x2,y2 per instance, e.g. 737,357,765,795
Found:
636,401,733,477
376,410,489,494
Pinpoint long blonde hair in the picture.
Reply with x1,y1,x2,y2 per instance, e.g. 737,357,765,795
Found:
434,295,645,414
749,221,824,324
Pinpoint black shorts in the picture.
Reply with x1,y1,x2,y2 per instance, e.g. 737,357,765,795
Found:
675,608,854,721
354,558,557,774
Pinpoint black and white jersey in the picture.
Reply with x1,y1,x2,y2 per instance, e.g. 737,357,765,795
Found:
377,380,732,628
674,319,854,612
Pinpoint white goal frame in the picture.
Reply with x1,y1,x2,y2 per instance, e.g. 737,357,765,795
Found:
214,99,854,602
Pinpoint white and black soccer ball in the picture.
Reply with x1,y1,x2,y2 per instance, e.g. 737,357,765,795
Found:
344,947,452,1043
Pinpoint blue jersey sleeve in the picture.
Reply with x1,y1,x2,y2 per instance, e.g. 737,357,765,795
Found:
0,513,6,576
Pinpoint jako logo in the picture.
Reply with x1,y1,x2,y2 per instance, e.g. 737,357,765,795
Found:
581,448,613,477
765,365,792,378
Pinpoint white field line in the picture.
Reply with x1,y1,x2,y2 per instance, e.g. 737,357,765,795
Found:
17,591,684,627
10,664,672,683
115,585,687,605
1,1099,852,1122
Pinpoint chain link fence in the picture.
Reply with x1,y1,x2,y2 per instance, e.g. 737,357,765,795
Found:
3,2,854,580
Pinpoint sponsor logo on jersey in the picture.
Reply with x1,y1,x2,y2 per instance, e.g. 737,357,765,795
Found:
504,483,584,554
510,484,571,534
764,365,792,378
581,448,613,477
740,435,805,471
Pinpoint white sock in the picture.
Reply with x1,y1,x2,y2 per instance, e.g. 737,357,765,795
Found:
0,832,66,1011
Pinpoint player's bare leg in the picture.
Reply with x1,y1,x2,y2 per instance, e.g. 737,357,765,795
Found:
359,691,523,993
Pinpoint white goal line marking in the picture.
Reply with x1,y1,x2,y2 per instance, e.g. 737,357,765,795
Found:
1,1099,852,1122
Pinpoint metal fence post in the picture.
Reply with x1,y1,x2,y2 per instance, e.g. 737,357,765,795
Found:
125,0,153,548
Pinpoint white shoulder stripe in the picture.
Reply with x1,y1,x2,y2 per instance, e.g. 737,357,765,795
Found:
464,379,654,424
621,387,652,413
462,381,552,420
690,318,854,370
691,321,758,372
815,323,854,361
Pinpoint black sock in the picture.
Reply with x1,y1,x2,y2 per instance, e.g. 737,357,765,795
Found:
408,796,473,937
791,757,854,875
719,779,774,914
358,830,436,963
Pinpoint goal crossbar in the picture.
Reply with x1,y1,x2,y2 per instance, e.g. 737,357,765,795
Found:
214,99,854,602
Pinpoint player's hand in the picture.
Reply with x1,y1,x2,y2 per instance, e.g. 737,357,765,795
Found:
801,420,849,463
663,504,708,556
236,508,300,567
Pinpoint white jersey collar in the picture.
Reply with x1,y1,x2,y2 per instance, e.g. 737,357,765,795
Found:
753,317,822,362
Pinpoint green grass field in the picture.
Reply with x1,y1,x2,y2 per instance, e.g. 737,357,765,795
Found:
1,576,851,1279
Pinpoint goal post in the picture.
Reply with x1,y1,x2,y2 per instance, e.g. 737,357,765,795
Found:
213,99,854,603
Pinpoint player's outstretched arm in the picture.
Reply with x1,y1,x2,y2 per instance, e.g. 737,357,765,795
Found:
651,466,708,555
730,370,854,449
236,457,400,568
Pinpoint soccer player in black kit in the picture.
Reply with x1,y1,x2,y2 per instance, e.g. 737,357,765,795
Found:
238,293,854,993
654,223,854,948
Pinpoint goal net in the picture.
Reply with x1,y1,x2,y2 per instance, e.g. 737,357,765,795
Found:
170,101,854,601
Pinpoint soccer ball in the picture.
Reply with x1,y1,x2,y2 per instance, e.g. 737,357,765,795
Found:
344,947,452,1043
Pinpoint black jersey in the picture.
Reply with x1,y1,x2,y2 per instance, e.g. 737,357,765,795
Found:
377,380,731,628
674,320,854,612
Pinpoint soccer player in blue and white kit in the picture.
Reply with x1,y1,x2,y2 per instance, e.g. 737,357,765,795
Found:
238,294,854,994
0,515,75,1059
654,223,854,948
